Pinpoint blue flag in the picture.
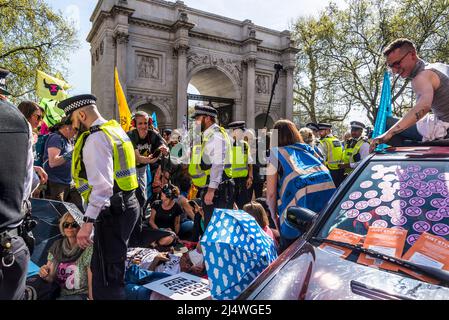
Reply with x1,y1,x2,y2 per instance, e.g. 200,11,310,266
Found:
151,112,158,129
372,71,392,150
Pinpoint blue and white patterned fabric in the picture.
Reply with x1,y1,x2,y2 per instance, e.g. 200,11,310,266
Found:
201,209,278,300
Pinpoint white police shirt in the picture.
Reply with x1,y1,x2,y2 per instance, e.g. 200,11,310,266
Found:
83,117,115,220
202,123,227,189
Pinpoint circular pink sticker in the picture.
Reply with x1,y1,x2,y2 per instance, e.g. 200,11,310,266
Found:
392,199,407,209
392,182,402,190
411,172,426,180
375,206,391,216
407,234,421,246
405,206,422,217
371,173,384,180
429,185,444,194
364,190,378,199
360,181,373,189
438,173,449,181
441,190,449,197
398,189,413,198
355,201,369,210
413,221,430,233
409,197,425,207
398,174,410,182
445,198,449,206
357,212,372,223
368,198,382,207
383,174,397,182
407,165,421,173
417,189,432,198
372,165,385,171
391,215,407,226
388,207,403,219
349,191,363,200
345,209,360,218
372,219,388,228
423,168,439,176
378,181,392,189
412,181,428,190
429,180,445,188
341,201,355,210
438,207,449,217
426,210,444,222
432,223,449,236
431,198,447,208
380,193,395,202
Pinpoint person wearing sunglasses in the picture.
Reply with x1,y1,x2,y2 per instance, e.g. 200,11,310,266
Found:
17,101,48,193
370,38,449,152
37,213,93,300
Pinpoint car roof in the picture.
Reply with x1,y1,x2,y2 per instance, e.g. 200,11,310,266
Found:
373,146,449,160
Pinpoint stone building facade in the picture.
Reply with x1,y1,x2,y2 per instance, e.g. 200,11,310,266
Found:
87,0,298,129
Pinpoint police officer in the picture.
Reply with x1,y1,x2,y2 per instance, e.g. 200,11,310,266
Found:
228,121,253,209
58,94,140,300
339,121,370,175
0,68,35,299
188,105,234,227
317,123,345,187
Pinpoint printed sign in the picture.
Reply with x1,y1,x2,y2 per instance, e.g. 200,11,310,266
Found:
357,227,407,271
401,232,449,283
144,272,211,300
320,228,363,258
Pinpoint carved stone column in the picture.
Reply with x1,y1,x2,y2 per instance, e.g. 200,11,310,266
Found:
245,58,256,130
113,31,129,120
175,44,189,129
285,66,294,119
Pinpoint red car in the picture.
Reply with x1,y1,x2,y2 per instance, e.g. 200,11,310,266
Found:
239,146,449,300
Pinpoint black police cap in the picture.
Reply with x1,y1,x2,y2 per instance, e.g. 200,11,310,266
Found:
191,104,218,119
317,123,332,130
58,94,97,116
228,121,246,129
305,122,319,131
350,121,365,130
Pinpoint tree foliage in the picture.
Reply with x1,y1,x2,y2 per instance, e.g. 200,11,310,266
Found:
0,0,78,100
291,0,449,126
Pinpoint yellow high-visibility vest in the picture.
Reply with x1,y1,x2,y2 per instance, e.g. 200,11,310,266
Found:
231,140,249,178
320,136,343,170
72,120,138,203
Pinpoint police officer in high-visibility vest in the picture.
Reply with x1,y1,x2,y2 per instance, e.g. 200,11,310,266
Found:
339,121,370,176
305,122,324,160
317,123,345,187
0,68,35,299
188,105,234,228
228,121,253,209
58,94,140,300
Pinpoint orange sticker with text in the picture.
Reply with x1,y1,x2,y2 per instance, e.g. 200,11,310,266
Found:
320,228,364,258
401,232,449,284
357,227,407,271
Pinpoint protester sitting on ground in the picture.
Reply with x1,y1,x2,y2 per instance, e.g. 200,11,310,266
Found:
149,184,182,235
17,100,48,193
43,117,83,211
266,119,336,251
188,198,206,242
37,213,93,300
243,202,279,248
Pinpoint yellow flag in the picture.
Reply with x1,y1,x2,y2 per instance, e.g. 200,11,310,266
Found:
36,70,70,101
114,67,132,132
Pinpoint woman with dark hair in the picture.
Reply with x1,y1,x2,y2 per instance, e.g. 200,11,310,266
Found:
149,184,182,235
17,100,48,192
43,117,83,211
266,119,336,251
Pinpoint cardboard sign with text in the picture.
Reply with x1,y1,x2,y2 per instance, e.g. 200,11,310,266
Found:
357,227,407,271
143,272,211,300
401,232,449,284
320,228,364,258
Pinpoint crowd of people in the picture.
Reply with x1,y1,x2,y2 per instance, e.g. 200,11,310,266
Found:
1,37,449,300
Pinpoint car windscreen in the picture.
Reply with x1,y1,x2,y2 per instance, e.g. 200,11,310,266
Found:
316,160,449,271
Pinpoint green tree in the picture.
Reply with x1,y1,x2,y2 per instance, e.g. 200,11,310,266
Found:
0,0,78,100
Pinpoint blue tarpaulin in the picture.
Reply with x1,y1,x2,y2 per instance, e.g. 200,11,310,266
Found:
201,209,278,300
372,71,392,150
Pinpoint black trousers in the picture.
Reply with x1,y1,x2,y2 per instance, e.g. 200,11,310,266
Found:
0,235,29,300
233,177,252,209
329,168,345,188
253,182,264,199
200,180,235,229
91,190,140,300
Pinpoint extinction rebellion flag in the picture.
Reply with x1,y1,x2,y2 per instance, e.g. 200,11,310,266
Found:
36,70,70,101
114,67,132,132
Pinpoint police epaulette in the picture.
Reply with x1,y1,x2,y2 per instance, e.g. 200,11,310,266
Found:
90,125,101,133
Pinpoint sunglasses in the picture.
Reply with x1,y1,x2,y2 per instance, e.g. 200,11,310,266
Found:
387,51,411,69
63,221,80,229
